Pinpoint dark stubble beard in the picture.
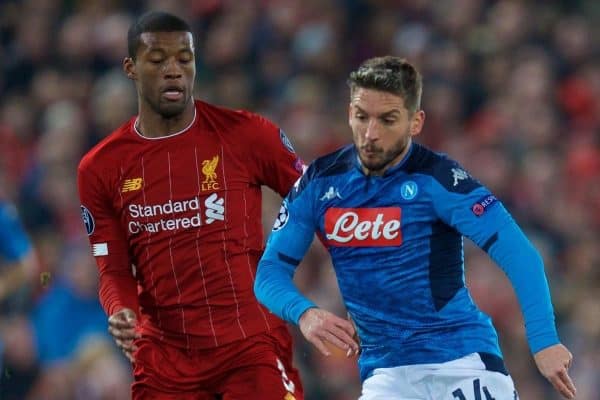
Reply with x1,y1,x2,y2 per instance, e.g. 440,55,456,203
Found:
145,92,191,119
359,134,411,176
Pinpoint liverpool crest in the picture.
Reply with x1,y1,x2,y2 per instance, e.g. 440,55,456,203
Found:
202,155,220,191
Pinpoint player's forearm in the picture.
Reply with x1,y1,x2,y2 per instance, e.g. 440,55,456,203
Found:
254,259,317,325
98,270,140,317
487,220,559,353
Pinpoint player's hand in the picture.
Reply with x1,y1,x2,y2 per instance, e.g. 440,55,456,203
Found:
534,343,576,399
298,308,359,357
347,312,361,357
108,308,141,363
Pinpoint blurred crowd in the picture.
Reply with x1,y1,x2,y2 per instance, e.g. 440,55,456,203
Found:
0,0,598,399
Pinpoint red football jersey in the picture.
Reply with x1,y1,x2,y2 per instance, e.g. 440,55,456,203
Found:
77,100,303,350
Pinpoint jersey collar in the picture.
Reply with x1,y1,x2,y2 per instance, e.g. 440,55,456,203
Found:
133,101,197,140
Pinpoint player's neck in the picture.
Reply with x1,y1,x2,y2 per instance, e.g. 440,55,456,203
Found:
136,101,196,138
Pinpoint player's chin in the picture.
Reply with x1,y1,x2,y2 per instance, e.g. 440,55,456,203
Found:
360,155,386,171
158,101,188,118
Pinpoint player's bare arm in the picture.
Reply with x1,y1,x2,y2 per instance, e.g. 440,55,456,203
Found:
298,308,359,357
534,344,576,399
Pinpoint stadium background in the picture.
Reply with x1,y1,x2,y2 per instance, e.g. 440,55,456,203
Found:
0,0,598,398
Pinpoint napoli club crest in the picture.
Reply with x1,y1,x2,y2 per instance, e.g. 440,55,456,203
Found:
400,181,418,200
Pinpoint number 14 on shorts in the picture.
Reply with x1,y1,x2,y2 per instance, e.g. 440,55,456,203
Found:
452,378,518,400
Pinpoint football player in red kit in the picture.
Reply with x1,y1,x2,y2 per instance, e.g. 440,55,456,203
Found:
77,11,304,400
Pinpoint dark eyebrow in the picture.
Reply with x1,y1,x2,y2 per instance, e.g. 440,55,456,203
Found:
354,105,402,117
379,110,401,118
144,41,193,53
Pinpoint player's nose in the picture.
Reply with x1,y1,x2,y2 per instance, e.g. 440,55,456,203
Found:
163,57,183,79
364,119,380,140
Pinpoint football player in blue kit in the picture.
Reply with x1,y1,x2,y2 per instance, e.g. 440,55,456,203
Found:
0,199,37,303
0,198,38,372
254,56,577,399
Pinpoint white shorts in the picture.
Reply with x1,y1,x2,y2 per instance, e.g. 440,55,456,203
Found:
360,352,518,400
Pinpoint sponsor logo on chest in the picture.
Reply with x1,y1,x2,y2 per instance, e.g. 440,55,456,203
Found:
324,207,402,247
126,194,225,234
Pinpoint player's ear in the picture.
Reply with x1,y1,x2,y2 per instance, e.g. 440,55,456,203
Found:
348,103,353,126
123,57,137,80
409,110,425,137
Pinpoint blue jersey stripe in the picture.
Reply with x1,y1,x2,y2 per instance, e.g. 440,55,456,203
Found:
428,221,463,311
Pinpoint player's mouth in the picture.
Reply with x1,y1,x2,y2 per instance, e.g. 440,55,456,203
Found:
361,146,381,157
161,86,184,101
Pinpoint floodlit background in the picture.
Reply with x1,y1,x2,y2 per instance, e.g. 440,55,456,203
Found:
0,0,598,399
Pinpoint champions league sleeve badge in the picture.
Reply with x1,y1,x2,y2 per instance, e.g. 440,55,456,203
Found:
272,201,290,231
279,129,295,153
81,205,95,236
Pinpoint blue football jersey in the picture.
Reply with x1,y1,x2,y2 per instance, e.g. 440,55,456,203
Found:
0,199,33,372
0,200,31,263
256,142,558,381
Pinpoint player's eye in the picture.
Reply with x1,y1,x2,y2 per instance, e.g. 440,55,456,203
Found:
147,51,166,64
382,118,396,125
356,114,367,121
179,52,193,63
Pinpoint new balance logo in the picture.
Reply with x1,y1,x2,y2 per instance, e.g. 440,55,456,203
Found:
122,178,143,192
320,186,342,201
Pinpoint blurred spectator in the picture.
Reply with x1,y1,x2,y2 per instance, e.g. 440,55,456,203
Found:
30,243,110,366
0,199,38,305
0,198,39,399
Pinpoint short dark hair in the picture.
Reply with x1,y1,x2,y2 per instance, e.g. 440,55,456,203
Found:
128,11,192,59
347,56,423,113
